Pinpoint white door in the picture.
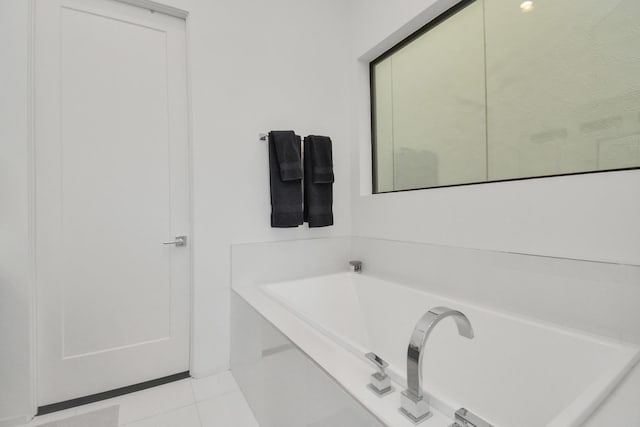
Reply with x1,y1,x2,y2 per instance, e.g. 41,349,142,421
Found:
35,0,191,405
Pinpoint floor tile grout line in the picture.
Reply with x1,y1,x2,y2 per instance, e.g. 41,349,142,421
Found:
117,385,196,426
118,402,198,427
118,378,241,426
194,401,205,427
194,387,243,404
78,379,196,426
188,379,204,427
238,392,261,427
195,389,260,427
115,379,197,425
191,373,241,403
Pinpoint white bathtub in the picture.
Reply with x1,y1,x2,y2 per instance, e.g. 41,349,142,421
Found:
259,273,639,427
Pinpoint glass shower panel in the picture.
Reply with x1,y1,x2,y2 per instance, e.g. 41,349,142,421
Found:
485,0,640,180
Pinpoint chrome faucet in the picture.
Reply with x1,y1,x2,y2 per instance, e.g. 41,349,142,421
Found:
400,307,474,423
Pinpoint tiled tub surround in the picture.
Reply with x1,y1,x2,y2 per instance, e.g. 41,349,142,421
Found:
351,237,640,346
231,237,640,346
231,237,640,426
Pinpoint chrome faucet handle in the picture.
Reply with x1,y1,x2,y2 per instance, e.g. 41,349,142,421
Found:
365,352,388,374
349,260,363,273
449,408,494,427
364,352,393,396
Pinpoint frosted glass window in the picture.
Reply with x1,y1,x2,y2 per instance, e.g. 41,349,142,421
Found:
371,0,640,193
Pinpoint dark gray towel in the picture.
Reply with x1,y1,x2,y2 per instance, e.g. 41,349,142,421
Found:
304,135,334,227
308,135,334,183
269,131,303,227
272,131,303,181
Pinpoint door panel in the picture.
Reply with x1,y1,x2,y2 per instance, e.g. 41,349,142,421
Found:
36,0,190,405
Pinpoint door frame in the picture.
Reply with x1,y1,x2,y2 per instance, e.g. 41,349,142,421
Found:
27,0,194,414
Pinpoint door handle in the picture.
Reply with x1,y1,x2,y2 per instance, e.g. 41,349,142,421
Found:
163,236,187,247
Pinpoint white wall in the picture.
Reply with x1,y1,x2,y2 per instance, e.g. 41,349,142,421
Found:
164,0,352,376
231,238,352,290
0,0,35,424
348,0,640,266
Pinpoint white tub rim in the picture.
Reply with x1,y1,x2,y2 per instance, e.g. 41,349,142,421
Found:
258,272,640,427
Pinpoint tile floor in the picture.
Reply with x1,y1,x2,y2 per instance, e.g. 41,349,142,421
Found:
21,371,260,427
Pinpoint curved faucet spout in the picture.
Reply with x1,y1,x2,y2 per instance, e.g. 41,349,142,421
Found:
406,306,474,400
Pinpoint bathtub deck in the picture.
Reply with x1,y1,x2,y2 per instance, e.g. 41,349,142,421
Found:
235,272,639,427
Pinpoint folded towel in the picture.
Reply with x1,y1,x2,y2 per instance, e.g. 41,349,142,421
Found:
308,135,334,184
304,135,334,227
271,130,303,181
269,131,303,227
